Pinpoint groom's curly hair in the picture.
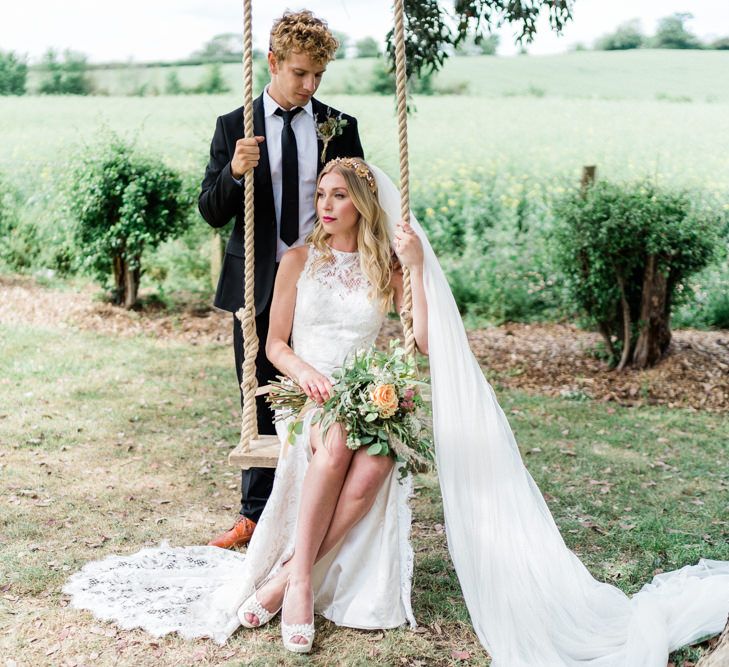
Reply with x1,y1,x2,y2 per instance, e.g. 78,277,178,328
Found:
269,10,339,64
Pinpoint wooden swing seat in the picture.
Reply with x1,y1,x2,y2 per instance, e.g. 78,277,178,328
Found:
229,384,279,469
228,434,279,469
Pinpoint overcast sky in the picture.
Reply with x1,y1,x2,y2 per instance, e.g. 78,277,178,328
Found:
2,0,728,63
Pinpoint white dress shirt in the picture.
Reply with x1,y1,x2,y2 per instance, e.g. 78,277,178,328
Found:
262,87,318,262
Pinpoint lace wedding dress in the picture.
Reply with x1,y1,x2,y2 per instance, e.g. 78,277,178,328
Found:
66,165,729,665
64,243,416,644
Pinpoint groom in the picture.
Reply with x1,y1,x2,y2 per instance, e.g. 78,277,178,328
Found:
199,10,365,549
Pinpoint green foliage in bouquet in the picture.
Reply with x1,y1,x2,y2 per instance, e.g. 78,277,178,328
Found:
267,343,433,475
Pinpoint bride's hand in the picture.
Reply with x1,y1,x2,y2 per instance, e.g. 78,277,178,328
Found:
296,368,332,405
394,220,424,269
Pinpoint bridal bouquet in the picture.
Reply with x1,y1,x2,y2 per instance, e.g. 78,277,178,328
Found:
267,343,433,473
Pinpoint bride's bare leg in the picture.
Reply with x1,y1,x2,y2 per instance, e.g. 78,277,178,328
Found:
245,423,353,628
315,448,394,560
249,450,394,626
282,422,354,644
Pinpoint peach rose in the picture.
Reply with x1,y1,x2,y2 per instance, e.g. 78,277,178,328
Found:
370,383,398,418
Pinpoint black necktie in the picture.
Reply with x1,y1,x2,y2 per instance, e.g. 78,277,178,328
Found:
275,107,303,246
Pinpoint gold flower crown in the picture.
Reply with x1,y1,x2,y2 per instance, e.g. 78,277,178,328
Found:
326,157,377,194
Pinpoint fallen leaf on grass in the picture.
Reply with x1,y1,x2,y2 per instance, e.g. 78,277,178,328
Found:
451,649,471,660
84,536,110,549
577,517,607,535
89,625,117,638
45,644,61,656
366,630,385,642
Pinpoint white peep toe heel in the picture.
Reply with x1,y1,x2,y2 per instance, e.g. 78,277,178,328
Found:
237,573,284,629
281,581,315,653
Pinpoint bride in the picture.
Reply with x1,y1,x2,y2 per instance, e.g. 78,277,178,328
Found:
65,159,729,665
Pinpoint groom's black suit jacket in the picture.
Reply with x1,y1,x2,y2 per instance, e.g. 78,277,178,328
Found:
198,94,365,315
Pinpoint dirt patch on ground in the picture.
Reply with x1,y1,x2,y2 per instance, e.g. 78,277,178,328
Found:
3,274,728,411
0,275,230,346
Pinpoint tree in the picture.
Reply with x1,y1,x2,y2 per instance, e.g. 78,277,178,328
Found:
195,62,230,94
594,19,644,50
165,70,185,95
709,36,729,50
0,50,27,95
370,57,435,95
553,181,717,370
386,0,574,76
355,37,381,58
652,13,702,49
38,49,93,95
195,33,243,61
333,31,350,59
456,34,500,55
70,139,192,308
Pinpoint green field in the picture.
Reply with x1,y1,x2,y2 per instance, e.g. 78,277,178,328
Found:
8,51,729,193
4,51,729,325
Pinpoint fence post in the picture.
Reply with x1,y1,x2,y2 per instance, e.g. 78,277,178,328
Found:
580,165,597,195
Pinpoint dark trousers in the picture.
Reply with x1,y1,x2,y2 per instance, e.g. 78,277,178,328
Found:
233,285,278,523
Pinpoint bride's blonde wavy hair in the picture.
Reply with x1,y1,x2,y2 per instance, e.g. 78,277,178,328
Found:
309,159,394,312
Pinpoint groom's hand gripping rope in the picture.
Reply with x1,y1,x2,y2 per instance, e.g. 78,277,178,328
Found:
231,136,265,179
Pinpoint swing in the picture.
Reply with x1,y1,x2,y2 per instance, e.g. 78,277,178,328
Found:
229,0,416,470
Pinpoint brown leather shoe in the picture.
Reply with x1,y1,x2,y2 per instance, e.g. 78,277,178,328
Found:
208,516,257,549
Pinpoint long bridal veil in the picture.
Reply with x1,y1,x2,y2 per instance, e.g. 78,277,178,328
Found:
371,164,729,667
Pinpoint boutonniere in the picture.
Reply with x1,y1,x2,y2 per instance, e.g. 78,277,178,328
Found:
316,108,348,163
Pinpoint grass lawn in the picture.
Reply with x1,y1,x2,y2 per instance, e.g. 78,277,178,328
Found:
1,320,726,665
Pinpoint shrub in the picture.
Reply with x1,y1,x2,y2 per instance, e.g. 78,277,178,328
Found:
195,62,230,94
651,13,702,50
674,214,729,329
369,57,435,95
710,37,729,50
165,70,185,95
594,20,644,50
355,37,380,58
553,181,718,369
413,171,561,324
0,50,27,95
69,139,193,308
38,49,94,95
0,176,34,269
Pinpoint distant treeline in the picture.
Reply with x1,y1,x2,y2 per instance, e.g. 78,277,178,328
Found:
2,13,728,97
590,12,729,52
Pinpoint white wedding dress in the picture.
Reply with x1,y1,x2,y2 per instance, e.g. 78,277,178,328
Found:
64,243,416,644
66,166,729,666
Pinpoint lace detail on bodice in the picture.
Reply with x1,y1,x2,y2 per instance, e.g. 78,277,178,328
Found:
292,244,384,378
303,245,369,296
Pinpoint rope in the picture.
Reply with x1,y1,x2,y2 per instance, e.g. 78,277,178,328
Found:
236,0,416,454
393,0,416,359
237,0,259,452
